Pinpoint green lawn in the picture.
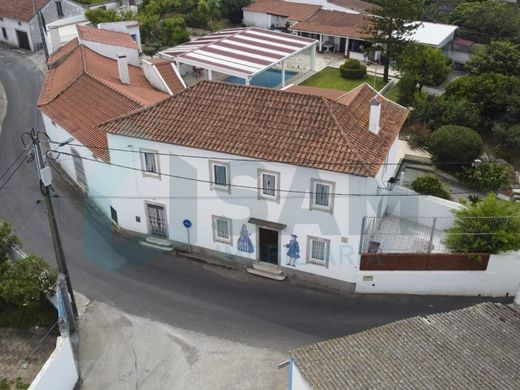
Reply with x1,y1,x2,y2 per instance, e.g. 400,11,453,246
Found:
300,66,387,92
384,81,400,103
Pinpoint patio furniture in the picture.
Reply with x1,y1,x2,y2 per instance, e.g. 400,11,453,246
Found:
323,41,335,53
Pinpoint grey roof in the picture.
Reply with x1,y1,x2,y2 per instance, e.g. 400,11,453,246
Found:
291,303,520,389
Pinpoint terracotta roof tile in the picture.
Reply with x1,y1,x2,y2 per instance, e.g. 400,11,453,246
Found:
285,85,349,101
327,0,380,14
77,24,138,49
291,9,372,39
38,44,169,161
47,38,81,67
101,81,408,177
291,303,520,389
153,60,186,95
244,0,321,21
0,0,48,22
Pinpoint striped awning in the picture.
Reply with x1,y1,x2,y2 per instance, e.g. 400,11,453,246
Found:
159,27,317,79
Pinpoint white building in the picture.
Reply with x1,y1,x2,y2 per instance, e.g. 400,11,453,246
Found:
92,82,409,286
38,37,185,219
0,0,83,51
243,0,321,29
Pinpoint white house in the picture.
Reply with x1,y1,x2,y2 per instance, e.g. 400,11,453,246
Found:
38,37,185,218
243,0,321,29
91,82,409,286
0,0,83,51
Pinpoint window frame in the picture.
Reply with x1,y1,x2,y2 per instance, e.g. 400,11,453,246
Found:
257,169,280,202
140,148,160,178
1,27,7,40
306,236,330,267
56,1,64,17
309,178,335,213
209,160,231,192
212,215,232,245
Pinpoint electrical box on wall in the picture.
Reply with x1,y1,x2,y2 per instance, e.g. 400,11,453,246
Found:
341,237,349,244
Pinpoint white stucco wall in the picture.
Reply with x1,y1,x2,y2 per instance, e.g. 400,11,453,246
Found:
28,337,78,390
290,361,312,390
79,39,140,66
243,10,272,29
106,133,382,283
355,252,520,296
42,114,113,216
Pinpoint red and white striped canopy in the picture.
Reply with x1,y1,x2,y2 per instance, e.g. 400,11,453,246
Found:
159,27,317,79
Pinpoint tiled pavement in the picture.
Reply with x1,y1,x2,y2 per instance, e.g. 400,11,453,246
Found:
0,327,57,384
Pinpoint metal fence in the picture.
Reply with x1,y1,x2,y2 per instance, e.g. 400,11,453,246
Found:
360,215,519,254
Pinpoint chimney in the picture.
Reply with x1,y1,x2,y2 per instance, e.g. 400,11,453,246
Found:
369,97,381,135
49,26,61,55
117,54,130,84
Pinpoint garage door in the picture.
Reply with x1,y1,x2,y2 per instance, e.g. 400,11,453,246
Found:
16,30,30,50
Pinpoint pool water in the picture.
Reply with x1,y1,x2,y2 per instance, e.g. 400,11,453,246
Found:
224,69,298,88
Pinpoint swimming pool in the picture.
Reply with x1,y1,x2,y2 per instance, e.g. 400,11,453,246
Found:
224,69,298,88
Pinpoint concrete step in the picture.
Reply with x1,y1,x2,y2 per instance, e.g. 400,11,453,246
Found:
253,262,284,275
246,267,286,281
140,237,173,251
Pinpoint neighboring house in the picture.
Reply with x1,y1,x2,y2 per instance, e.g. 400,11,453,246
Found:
290,9,372,58
98,21,142,51
77,24,140,65
243,0,321,30
0,0,82,51
446,37,476,69
285,0,378,13
289,302,520,389
45,14,90,54
38,38,184,216
93,81,408,286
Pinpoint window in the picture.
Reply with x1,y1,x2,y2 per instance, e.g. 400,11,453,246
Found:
56,1,64,17
71,148,88,191
212,216,232,244
310,179,335,212
130,33,137,42
307,236,330,267
258,169,279,201
140,149,160,177
209,160,230,191
1,27,7,40
110,206,118,225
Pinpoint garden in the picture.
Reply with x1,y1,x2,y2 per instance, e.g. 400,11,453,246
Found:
300,64,386,92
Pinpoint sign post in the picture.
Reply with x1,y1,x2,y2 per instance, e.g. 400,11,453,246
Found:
183,219,192,254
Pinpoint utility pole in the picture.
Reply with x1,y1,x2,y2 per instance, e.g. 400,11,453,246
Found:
26,128,78,318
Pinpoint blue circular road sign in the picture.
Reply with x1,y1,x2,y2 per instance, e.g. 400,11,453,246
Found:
183,219,192,228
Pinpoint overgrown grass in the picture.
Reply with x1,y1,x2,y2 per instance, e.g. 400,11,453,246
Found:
0,299,57,329
300,66,386,92
0,378,29,390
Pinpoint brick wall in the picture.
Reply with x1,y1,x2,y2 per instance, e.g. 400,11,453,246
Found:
360,253,490,271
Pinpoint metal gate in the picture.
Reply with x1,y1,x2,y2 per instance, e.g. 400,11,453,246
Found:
146,203,168,238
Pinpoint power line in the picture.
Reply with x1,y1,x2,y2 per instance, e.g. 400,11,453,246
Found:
0,146,31,182
54,150,476,197
0,153,29,194
49,141,472,168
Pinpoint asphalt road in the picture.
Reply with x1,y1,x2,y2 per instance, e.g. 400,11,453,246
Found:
0,46,509,353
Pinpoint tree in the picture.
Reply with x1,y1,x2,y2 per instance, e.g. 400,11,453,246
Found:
492,123,520,150
411,175,451,199
160,17,190,47
427,125,483,169
445,73,520,128
398,44,451,90
410,93,481,130
85,9,121,25
362,0,422,81
450,1,520,44
208,0,221,30
0,222,19,264
221,0,252,24
0,256,57,309
463,162,513,193
467,40,520,77
396,72,416,106
446,194,520,253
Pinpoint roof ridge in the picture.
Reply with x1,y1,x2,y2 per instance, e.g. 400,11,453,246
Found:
320,96,371,176
357,81,408,110
86,71,146,106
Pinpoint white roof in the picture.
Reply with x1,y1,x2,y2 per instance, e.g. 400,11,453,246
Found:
405,22,458,47
159,27,317,79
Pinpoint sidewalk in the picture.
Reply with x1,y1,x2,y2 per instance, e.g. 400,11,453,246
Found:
77,293,287,390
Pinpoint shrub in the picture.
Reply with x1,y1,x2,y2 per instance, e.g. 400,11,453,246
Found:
462,162,513,192
0,256,57,309
0,222,20,264
397,72,416,106
428,125,483,170
411,175,452,199
492,123,520,150
446,194,520,253
339,59,367,79
405,122,432,149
